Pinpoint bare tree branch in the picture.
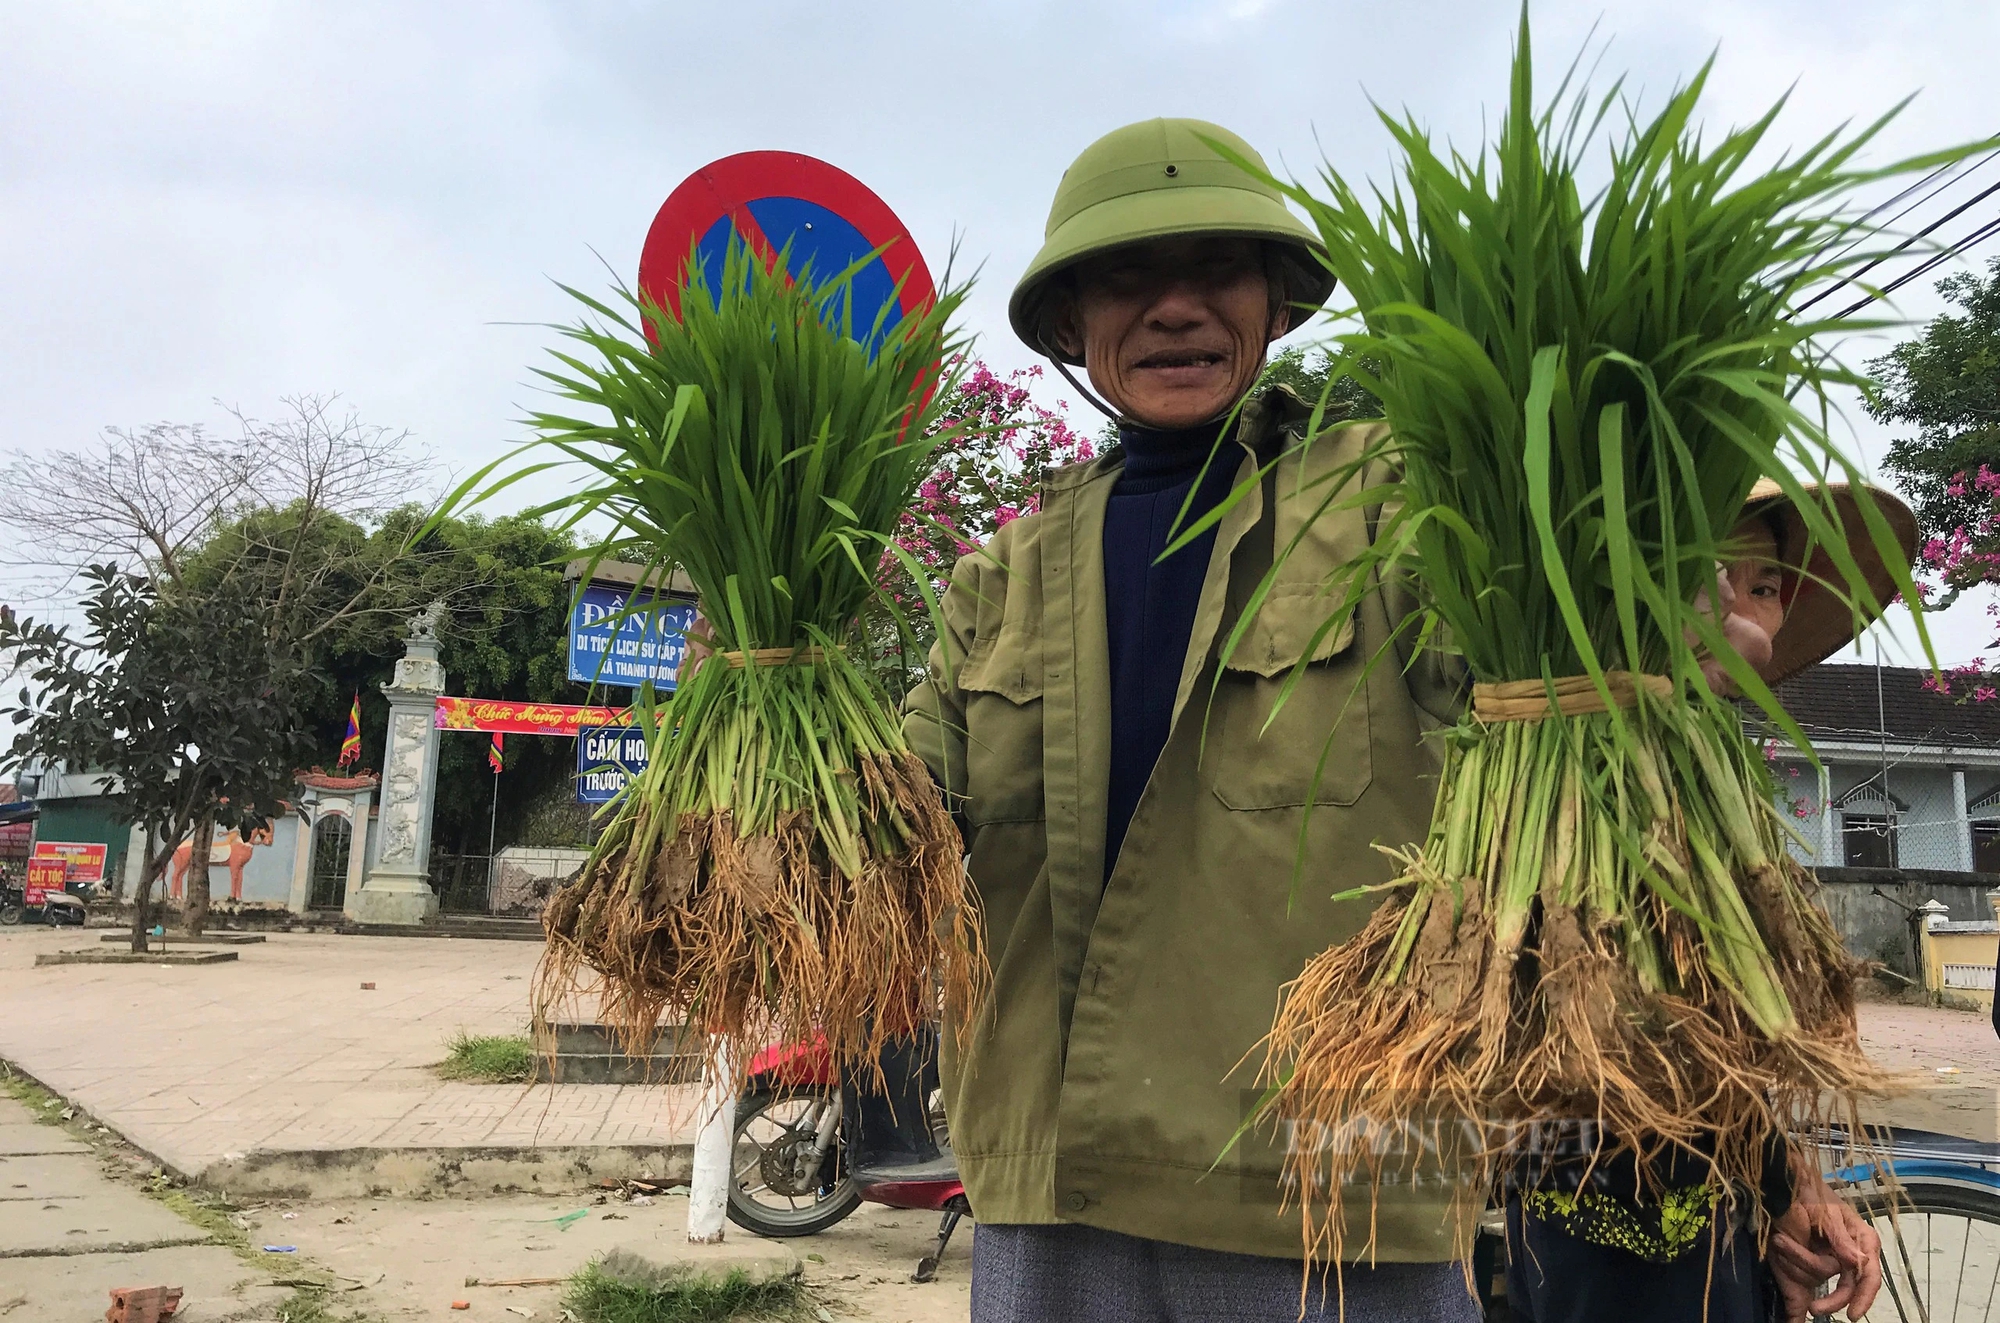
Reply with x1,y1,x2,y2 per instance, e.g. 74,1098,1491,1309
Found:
2,393,447,654
0,393,436,582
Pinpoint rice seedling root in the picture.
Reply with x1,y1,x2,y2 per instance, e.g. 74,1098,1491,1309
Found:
536,716,984,1088
1261,704,1884,1263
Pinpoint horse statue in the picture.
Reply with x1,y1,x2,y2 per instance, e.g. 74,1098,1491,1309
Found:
168,823,276,901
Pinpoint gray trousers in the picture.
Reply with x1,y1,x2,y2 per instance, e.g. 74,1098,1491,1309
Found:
971,1222,1482,1323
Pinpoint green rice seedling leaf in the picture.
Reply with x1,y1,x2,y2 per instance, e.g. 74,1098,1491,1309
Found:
457,232,988,1082
1214,5,1994,1265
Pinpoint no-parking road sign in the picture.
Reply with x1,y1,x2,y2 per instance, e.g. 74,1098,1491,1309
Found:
637,151,936,353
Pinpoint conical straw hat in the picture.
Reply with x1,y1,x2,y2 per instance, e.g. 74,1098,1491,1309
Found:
1741,477,1920,683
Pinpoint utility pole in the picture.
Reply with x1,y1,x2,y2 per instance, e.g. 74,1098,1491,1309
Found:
1876,637,1895,865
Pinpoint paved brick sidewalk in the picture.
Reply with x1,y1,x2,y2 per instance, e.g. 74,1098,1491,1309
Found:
5,923,1997,1196
0,927,696,1184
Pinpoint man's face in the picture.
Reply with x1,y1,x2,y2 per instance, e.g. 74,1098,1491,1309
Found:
1056,236,1287,430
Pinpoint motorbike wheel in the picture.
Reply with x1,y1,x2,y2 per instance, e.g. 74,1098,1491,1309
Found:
0,901,21,926
725,1085,861,1238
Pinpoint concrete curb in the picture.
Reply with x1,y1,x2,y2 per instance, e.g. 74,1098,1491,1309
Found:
200,1142,697,1199
96,932,267,945
35,949,239,966
5,1055,696,1201
0,1235,216,1260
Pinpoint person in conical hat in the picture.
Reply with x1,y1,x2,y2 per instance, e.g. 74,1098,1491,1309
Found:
1704,476,1921,691
1508,481,1916,1323
902,117,1483,1321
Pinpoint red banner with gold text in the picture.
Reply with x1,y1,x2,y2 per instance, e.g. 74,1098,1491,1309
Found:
433,697,632,737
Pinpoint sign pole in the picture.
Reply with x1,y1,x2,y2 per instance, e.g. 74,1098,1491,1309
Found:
668,154,936,1247
688,1037,737,1243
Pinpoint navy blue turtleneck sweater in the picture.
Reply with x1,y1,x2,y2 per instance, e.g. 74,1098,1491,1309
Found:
1101,419,1239,879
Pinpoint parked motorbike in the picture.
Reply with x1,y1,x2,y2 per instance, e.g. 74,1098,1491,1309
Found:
727,1028,968,1281
0,876,86,926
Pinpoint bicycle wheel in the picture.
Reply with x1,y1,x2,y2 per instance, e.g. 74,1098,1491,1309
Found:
1851,1179,2000,1322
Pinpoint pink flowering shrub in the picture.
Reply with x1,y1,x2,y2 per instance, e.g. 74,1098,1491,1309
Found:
1915,465,2000,604
1761,739,1818,819
864,361,1097,687
879,361,1095,602
1912,464,2000,703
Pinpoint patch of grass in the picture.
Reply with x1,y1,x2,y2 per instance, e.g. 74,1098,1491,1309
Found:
436,1031,535,1083
6,1062,379,1319
2,1064,72,1125
2,1062,113,1147
274,1285,376,1323
154,1184,249,1249
565,1253,811,1323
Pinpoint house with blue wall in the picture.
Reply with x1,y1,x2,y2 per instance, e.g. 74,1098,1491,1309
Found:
1765,663,2000,980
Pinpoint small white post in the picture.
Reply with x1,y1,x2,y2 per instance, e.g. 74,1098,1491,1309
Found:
1953,768,1973,871
688,1037,737,1244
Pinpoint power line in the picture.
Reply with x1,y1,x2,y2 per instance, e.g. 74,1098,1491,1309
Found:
1795,146,1997,280
1796,174,2000,316
1832,212,2000,319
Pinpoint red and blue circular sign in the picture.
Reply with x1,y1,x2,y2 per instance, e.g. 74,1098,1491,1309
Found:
638,152,936,352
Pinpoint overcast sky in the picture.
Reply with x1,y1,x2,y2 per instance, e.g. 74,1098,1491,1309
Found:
4,0,1998,665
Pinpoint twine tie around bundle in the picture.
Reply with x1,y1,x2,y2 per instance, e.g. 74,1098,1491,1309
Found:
683,631,837,669
1471,672,1675,722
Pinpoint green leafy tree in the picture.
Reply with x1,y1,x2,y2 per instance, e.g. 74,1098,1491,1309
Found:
1259,345,1380,423
0,569,312,951
1872,258,2000,582
1855,260,2000,691
281,508,591,857
1,397,436,932
5,399,608,915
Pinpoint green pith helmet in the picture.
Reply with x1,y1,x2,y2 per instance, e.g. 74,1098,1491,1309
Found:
1009,118,1334,365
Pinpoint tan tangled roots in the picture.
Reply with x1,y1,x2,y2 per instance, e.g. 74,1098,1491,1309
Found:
1260,854,1885,1265
531,750,985,1088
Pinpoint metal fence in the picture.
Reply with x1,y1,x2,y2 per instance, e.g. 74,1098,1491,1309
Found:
1780,803,1998,874
1831,814,1991,874
429,853,495,915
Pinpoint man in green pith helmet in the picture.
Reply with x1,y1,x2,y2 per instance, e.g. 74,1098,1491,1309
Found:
902,119,1479,1321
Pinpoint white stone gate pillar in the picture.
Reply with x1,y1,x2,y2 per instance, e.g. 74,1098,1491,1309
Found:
345,782,373,912
353,603,446,925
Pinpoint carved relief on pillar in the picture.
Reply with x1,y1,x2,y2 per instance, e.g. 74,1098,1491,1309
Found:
387,652,445,695
376,710,431,866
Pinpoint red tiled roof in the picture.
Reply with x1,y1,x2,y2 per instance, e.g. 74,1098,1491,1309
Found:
294,770,381,791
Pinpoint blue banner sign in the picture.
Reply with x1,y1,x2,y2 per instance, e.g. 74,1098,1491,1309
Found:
568,583,697,689
576,724,651,805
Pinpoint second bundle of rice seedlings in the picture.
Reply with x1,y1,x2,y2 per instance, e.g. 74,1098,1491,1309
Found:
1241,18,1977,1257
494,238,986,1076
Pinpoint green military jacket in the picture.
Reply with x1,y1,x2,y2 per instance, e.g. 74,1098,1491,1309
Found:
902,386,1469,1261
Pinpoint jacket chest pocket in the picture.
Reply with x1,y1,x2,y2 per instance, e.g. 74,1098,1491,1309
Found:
1200,587,1373,810
958,632,1047,825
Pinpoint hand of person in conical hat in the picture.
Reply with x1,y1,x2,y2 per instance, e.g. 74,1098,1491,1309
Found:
681,610,713,681
1694,518,1790,695
1767,1152,1881,1321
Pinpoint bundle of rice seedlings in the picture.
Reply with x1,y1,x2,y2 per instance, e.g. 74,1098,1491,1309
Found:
1234,16,1981,1258
482,237,986,1077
